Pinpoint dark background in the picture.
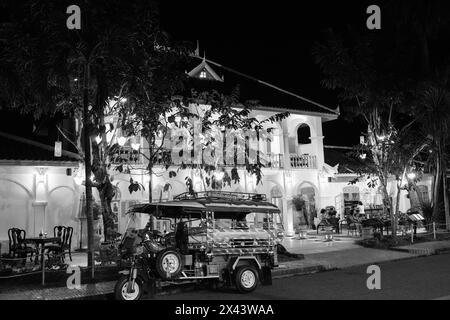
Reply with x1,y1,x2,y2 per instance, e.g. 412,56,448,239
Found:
0,0,372,147
159,0,370,146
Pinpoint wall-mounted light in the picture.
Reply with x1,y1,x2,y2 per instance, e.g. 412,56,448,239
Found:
74,174,83,185
36,167,48,183
215,171,225,181
118,136,127,146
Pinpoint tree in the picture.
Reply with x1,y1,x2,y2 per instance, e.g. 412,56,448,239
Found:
0,0,192,271
119,84,289,199
312,29,415,238
313,1,450,234
386,0,450,229
415,83,450,227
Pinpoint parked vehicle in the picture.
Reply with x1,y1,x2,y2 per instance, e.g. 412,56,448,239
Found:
114,191,280,300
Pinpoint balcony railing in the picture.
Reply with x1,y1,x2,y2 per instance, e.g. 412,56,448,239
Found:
110,149,317,170
110,146,144,165
290,154,317,169
266,153,283,169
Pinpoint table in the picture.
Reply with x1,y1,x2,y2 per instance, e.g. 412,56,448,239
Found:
25,237,60,285
25,237,60,264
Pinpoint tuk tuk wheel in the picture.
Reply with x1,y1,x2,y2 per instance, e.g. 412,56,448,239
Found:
234,265,259,293
114,275,144,300
156,248,183,279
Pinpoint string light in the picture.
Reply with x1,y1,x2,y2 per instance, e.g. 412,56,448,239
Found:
118,136,127,146
131,143,140,151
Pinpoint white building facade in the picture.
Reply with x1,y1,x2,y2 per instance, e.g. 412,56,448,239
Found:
0,59,431,254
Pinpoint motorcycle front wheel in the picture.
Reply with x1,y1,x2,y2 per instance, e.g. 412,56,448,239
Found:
114,275,144,300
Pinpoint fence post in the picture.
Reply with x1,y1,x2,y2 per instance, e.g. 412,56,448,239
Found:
411,225,414,243
433,222,436,240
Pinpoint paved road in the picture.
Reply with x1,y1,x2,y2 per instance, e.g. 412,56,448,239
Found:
149,253,450,300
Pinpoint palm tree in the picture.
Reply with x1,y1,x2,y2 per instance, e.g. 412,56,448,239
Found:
416,83,450,228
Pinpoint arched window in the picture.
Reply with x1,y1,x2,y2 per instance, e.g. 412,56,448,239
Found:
297,124,311,144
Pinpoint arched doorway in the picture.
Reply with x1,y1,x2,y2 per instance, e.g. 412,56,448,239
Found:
293,184,316,230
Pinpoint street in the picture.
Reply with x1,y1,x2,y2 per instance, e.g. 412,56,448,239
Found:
148,253,450,300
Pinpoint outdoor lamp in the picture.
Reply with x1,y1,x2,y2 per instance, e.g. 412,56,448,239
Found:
215,171,225,181
407,172,416,180
95,135,102,144
74,176,83,185
118,136,127,146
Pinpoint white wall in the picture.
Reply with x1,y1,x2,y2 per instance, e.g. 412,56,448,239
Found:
0,165,81,254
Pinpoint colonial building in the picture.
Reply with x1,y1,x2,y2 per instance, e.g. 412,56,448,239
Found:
0,57,431,254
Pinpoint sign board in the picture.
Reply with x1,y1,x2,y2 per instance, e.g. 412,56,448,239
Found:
408,213,424,221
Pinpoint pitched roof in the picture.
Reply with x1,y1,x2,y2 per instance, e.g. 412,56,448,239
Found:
0,131,80,164
187,58,224,82
186,56,339,120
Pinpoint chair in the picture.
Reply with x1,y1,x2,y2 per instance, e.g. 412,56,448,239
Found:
7,228,35,261
46,226,73,262
345,216,361,237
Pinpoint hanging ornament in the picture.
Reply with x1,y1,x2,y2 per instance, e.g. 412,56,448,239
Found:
54,141,62,157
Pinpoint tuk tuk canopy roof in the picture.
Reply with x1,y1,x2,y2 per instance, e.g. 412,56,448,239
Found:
128,192,280,219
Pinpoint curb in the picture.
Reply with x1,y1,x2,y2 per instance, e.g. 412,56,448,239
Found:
272,264,329,279
390,247,433,255
74,264,328,300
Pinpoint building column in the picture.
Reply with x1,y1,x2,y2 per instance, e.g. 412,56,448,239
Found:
281,119,291,169
282,169,295,237
33,167,48,236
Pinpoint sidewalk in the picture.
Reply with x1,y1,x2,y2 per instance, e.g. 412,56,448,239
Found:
1,236,449,300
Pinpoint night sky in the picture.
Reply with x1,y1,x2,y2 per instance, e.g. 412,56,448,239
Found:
0,0,372,147
159,0,370,146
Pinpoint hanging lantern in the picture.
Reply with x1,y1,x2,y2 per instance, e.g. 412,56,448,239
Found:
54,141,62,157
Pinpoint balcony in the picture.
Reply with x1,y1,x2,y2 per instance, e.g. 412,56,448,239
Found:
151,151,284,169
110,146,144,165
290,154,317,169
266,153,283,169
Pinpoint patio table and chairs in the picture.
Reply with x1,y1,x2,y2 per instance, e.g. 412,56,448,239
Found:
7,225,73,269
7,228,36,261
25,236,61,266
45,226,73,263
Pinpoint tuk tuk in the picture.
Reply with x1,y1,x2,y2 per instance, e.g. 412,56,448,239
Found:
115,191,280,300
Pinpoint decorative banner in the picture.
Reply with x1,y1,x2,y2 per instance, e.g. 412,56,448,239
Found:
54,141,62,157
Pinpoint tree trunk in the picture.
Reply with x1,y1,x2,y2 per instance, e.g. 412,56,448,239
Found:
379,175,395,239
433,152,442,221
148,145,153,203
83,64,95,278
98,179,115,241
442,162,450,230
